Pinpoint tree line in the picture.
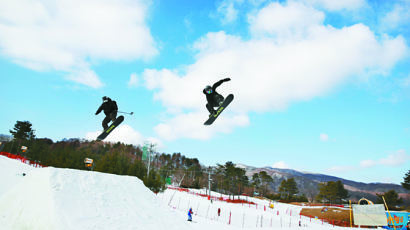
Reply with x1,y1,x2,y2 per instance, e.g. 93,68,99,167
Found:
1,120,408,207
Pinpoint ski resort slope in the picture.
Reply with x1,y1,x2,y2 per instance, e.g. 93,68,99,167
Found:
0,156,208,230
159,188,352,229
0,155,36,198
0,156,357,230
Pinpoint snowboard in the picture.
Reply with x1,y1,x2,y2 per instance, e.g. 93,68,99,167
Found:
204,94,234,125
97,115,124,141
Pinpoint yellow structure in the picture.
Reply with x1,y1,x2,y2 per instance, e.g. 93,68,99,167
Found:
358,197,374,205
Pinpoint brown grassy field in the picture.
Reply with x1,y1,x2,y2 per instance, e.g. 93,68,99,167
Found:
300,207,352,227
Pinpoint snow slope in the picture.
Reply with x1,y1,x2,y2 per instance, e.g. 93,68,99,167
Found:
0,157,195,230
0,155,35,197
0,156,359,230
158,188,351,229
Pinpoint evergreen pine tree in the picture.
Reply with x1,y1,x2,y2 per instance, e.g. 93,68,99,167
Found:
376,190,403,209
259,171,273,196
252,173,261,195
402,170,410,190
286,178,299,199
9,121,35,140
279,178,299,200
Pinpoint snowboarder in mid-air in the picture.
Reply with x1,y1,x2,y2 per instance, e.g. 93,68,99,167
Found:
95,96,124,141
95,96,118,130
203,78,234,125
203,78,230,116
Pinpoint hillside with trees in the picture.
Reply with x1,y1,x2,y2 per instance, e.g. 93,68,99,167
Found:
1,120,408,208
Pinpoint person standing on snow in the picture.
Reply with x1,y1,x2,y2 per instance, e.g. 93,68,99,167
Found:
187,208,193,221
95,96,118,130
203,78,231,116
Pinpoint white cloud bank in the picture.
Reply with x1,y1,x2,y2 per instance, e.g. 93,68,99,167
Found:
143,1,407,141
0,0,157,88
380,1,410,32
249,2,325,39
360,149,410,168
328,149,410,173
128,73,139,87
326,165,355,173
85,124,162,147
272,161,289,169
154,112,249,141
301,0,366,11
216,0,241,24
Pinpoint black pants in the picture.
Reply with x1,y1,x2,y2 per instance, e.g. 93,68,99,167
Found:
102,111,117,130
206,95,224,114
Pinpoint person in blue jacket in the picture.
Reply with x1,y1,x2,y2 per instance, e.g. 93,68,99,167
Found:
187,208,193,221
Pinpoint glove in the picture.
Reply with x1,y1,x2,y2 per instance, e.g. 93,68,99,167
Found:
95,112,98,115
223,78,231,81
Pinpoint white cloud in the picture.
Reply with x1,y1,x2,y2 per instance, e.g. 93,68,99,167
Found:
379,149,410,166
154,111,249,141
141,2,407,141
216,0,243,24
326,165,356,173
360,149,410,168
144,137,164,150
147,27,406,113
66,68,103,88
301,0,366,11
328,150,409,176
359,159,377,168
272,161,289,169
0,0,157,88
319,133,329,141
85,124,157,147
128,73,139,87
248,2,325,40
380,1,410,32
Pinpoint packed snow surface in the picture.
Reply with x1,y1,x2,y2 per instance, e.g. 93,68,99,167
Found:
0,156,359,230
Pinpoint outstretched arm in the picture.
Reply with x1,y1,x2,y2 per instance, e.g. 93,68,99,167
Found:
95,105,103,115
212,78,231,90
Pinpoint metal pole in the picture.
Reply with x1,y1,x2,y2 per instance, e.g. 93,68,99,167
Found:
383,196,396,230
147,145,151,177
208,168,211,197
349,200,352,227
146,143,157,177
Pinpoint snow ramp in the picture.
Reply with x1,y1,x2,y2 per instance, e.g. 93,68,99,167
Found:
0,159,195,230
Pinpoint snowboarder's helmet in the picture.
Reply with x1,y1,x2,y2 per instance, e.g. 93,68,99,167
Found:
102,96,110,102
204,85,212,94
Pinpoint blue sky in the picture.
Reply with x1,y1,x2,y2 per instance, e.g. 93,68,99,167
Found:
1,0,409,184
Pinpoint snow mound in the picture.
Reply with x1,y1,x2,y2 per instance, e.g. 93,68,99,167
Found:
0,155,35,197
0,157,194,230
0,156,357,230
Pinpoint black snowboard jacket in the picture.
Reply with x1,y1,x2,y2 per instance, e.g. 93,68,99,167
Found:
203,79,228,105
96,100,118,116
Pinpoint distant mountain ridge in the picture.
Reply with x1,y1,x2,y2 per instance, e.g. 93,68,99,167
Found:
236,163,409,204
